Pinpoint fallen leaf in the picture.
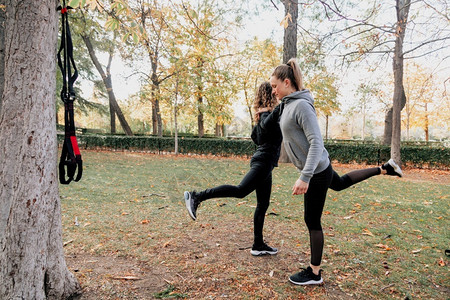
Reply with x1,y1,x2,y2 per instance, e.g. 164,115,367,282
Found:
411,249,421,254
438,257,446,267
63,239,74,247
141,219,149,224
375,244,392,251
269,270,274,277
343,216,353,220
362,229,374,237
111,275,141,281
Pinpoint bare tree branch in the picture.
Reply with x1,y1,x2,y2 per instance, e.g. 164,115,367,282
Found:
402,37,450,56
404,45,450,59
271,0,279,10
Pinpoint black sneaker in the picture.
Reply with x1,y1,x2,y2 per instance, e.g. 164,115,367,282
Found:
382,158,403,177
289,267,323,285
250,243,278,256
184,191,199,220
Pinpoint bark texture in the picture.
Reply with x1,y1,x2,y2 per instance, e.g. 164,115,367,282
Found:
0,1,81,298
279,0,298,163
0,0,5,113
390,0,411,165
282,0,298,64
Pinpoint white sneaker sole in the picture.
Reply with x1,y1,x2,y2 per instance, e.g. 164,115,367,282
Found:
184,191,196,220
289,277,323,285
250,249,278,256
388,158,403,177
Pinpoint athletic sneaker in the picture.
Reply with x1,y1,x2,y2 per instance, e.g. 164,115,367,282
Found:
382,158,403,177
289,267,323,285
250,243,278,256
184,191,199,221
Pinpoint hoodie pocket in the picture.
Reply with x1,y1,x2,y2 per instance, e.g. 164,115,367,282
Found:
285,142,303,170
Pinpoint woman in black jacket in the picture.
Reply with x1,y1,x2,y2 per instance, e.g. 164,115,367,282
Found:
184,81,282,256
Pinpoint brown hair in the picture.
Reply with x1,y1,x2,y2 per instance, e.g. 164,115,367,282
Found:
271,58,304,91
253,81,277,122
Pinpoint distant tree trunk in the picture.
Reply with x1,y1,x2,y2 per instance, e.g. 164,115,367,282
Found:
325,115,329,140
150,53,163,137
279,0,298,163
106,51,116,134
0,1,81,298
198,94,204,137
215,123,224,137
196,58,205,138
424,102,429,141
109,101,116,134
0,0,5,113
383,107,393,145
362,103,366,140
390,0,411,166
81,35,133,135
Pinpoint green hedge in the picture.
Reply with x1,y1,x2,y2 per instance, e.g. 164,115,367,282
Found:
58,134,449,169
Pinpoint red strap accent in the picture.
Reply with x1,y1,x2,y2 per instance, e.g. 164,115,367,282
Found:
70,136,81,156
61,7,68,14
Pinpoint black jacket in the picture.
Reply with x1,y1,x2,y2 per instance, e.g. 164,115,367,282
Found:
250,105,282,167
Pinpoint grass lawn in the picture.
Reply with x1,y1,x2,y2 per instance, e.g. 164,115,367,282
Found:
61,150,449,299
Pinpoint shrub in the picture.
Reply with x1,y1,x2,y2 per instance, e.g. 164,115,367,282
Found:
57,134,449,169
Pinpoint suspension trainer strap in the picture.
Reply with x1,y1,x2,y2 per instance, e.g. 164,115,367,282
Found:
57,2,82,184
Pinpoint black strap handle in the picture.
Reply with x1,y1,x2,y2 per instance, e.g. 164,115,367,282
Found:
57,2,82,185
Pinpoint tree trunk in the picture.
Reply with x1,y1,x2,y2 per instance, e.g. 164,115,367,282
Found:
81,35,133,136
0,1,81,298
383,107,393,145
282,0,298,63
325,115,329,140
107,51,116,134
196,58,205,138
109,101,116,134
390,0,411,165
424,102,429,141
198,94,204,137
279,0,298,163
174,77,179,155
150,53,163,137
0,0,5,113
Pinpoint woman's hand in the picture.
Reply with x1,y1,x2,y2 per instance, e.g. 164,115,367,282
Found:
256,107,271,114
292,178,309,195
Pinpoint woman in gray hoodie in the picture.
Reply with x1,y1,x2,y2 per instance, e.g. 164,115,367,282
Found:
269,58,403,285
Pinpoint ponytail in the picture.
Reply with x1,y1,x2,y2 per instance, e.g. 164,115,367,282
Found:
272,58,304,91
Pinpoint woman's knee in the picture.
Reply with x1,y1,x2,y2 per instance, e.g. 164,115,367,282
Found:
305,216,322,231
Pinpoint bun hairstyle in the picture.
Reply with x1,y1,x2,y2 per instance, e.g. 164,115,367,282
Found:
253,81,277,122
271,58,304,91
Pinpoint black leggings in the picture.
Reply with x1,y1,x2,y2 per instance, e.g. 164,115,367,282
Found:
195,161,274,246
305,163,381,266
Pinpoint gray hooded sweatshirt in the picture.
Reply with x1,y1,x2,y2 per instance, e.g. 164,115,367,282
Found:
279,90,330,183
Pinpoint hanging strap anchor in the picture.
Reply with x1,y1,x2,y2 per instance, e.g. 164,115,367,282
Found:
57,2,82,184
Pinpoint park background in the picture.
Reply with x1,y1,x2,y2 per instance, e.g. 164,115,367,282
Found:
0,0,449,299
57,0,449,144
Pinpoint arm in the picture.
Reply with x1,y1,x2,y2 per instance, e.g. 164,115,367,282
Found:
258,104,281,131
298,101,324,183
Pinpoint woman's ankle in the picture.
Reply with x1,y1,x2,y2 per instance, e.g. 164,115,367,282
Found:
310,264,321,275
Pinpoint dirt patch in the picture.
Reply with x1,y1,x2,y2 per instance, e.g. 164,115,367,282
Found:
66,218,352,299
66,254,176,299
